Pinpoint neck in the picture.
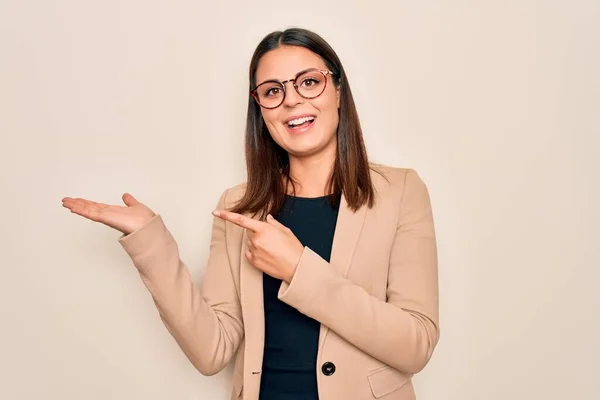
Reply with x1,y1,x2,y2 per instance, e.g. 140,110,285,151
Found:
286,143,336,198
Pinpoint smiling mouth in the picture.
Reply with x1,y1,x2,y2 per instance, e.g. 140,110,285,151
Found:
286,116,316,129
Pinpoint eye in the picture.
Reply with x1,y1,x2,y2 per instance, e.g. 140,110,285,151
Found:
300,77,320,88
263,85,282,98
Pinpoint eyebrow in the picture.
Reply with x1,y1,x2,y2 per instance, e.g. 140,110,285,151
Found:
255,67,321,87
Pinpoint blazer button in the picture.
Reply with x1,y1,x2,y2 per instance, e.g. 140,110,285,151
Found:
321,361,336,376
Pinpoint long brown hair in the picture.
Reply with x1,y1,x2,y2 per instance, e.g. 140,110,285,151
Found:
229,28,381,219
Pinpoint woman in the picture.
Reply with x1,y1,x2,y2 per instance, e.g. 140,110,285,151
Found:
62,28,439,400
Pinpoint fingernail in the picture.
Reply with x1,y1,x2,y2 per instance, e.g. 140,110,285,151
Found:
212,211,220,217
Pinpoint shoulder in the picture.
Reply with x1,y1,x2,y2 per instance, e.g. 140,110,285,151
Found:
369,163,433,221
214,182,247,210
368,162,428,196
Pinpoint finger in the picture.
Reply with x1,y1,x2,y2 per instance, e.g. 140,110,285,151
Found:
122,193,139,207
266,214,288,231
68,202,104,221
62,198,107,211
62,197,110,220
63,197,99,207
212,210,263,232
78,198,103,207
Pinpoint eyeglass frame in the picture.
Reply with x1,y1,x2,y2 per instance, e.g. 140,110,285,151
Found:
250,68,336,109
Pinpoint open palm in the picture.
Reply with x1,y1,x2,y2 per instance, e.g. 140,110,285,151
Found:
62,193,156,235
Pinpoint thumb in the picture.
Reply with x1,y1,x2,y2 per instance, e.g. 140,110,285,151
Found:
122,193,139,207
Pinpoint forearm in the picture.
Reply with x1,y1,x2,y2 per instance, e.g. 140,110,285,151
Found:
119,213,243,375
278,247,439,374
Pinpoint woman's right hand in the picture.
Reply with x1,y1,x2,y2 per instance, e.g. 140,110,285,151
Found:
61,193,156,236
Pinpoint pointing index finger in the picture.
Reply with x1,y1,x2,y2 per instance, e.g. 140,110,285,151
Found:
212,210,263,232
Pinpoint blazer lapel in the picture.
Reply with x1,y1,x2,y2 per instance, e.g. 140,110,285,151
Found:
317,190,368,350
328,191,368,277
239,228,265,396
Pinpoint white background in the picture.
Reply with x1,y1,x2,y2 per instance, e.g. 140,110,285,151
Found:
1,1,598,399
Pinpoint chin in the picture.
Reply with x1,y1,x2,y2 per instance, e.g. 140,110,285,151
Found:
272,126,336,157
288,140,334,158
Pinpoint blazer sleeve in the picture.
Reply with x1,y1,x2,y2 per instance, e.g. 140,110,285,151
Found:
117,189,244,376
277,169,439,374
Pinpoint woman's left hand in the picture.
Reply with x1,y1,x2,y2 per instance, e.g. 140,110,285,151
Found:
212,210,304,283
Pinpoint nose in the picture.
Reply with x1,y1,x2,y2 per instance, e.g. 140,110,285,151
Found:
281,81,303,108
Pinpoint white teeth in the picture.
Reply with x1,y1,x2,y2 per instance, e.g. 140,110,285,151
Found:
287,116,315,126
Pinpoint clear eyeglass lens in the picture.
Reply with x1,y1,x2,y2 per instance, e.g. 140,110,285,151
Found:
257,82,284,108
296,70,326,98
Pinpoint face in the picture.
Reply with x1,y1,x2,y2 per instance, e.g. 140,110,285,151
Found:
254,46,340,159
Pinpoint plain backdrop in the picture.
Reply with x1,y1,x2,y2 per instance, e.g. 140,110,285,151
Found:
1,1,598,399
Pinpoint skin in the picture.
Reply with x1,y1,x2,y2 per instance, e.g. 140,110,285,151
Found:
212,210,304,283
255,45,340,197
62,45,341,284
215,45,342,282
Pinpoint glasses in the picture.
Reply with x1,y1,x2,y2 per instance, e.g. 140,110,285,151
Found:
250,68,334,109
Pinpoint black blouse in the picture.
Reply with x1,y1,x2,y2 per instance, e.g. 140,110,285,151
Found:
259,193,341,400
